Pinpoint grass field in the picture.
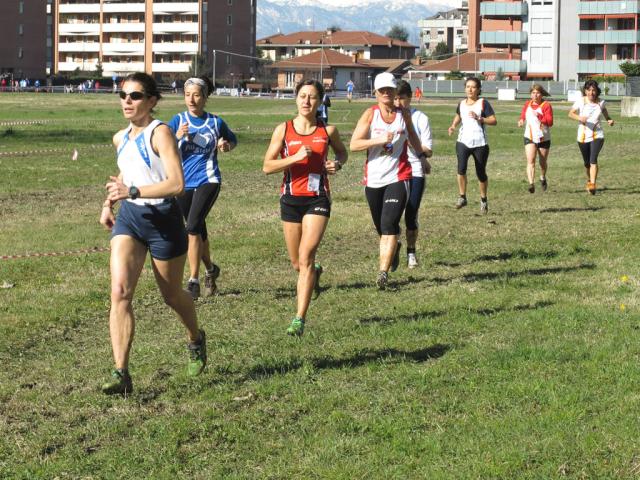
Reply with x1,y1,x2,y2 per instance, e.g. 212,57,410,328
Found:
1,92,640,479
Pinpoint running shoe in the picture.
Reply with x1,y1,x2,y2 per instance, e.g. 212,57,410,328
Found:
286,317,305,336
455,196,467,209
391,242,401,272
587,181,596,195
186,280,200,300
480,199,489,214
376,271,388,290
204,264,220,297
540,177,548,191
408,253,418,269
312,263,323,300
101,368,133,395
528,183,535,194
187,330,207,376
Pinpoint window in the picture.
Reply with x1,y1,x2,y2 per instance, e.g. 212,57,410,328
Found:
227,15,232,26
531,18,553,34
18,47,23,59
226,54,231,65
18,24,23,35
226,34,232,45
228,0,232,4
19,1,24,14
285,71,296,87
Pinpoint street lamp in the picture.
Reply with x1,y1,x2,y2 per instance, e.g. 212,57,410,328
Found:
368,74,372,96
212,49,217,89
230,72,235,90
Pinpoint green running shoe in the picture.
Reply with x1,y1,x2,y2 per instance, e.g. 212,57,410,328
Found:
101,368,133,396
187,329,207,376
312,263,323,300
286,317,305,336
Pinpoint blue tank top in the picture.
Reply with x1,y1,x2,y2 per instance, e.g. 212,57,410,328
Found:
167,111,237,189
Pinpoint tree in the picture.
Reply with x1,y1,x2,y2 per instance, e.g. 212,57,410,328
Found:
386,25,409,42
445,70,465,80
433,41,452,61
327,25,341,32
619,61,640,76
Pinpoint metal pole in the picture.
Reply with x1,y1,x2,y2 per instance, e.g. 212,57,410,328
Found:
212,50,216,89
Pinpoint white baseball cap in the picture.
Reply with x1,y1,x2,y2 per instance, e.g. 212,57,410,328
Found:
374,72,397,91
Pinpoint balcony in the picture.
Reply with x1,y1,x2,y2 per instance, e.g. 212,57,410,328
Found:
58,43,101,53
578,30,640,44
479,59,527,72
102,3,146,13
102,43,146,55
152,62,192,73
152,22,199,34
102,61,146,73
576,59,625,73
153,3,199,15
480,30,528,45
152,42,199,54
578,0,640,14
102,23,146,33
59,4,101,14
480,2,527,17
59,23,101,35
58,61,99,72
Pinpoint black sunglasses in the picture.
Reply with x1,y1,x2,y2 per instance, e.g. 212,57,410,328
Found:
119,91,146,100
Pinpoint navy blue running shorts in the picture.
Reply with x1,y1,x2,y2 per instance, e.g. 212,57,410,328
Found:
112,199,188,260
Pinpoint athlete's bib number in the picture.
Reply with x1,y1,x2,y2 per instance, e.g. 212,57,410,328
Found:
307,173,320,193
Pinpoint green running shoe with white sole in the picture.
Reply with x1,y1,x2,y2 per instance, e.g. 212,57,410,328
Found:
286,317,305,336
101,368,133,396
187,329,207,376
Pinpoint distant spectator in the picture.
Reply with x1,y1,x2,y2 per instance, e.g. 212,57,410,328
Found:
346,79,355,103
316,92,331,124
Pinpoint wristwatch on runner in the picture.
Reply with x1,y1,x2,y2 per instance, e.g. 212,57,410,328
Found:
128,186,140,200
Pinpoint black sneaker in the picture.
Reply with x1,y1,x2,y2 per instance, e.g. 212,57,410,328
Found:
186,280,200,300
455,196,467,209
528,183,535,194
101,368,133,396
204,264,220,297
391,242,401,272
540,178,548,191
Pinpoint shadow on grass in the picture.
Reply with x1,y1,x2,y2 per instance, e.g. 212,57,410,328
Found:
435,248,560,267
244,344,450,380
460,263,595,283
540,206,604,213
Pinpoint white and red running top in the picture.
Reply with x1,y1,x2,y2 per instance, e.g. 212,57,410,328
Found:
364,105,412,188
519,100,553,143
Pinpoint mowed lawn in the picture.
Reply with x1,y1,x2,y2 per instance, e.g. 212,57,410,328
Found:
1,92,640,479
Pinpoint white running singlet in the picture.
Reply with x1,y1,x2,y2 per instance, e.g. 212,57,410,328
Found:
365,106,412,188
116,119,167,206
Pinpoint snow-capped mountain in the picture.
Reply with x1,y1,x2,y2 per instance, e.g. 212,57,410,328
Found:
257,0,459,45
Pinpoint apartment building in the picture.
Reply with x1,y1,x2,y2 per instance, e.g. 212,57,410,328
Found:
0,0,55,79
576,0,639,77
469,0,582,80
418,5,469,57
0,0,256,80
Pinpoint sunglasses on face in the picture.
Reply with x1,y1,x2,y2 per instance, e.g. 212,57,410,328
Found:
119,91,146,101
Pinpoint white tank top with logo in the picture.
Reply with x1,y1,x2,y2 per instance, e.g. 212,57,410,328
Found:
116,119,167,206
456,98,492,148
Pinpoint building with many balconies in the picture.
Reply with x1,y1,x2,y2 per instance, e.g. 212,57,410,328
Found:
0,0,256,80
469,0,581,80
576,0,640,77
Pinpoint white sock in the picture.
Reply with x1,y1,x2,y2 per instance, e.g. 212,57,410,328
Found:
189,277,199,284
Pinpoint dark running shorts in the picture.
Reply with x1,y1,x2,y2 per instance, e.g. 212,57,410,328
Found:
280,194,331,223
524,138,551,149
112,199,188,260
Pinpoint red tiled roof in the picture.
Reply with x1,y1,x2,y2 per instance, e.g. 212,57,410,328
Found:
271,49,371,69
413,52,514,72
258,30,415,48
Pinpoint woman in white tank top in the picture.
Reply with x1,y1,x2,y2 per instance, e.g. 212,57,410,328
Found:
98,73,207,395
